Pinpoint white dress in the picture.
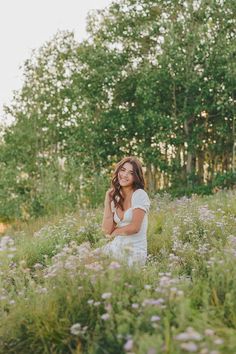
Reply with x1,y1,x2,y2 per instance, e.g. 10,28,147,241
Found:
100,189,151,267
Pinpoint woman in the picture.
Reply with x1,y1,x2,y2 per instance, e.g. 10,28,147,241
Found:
101,156,151,267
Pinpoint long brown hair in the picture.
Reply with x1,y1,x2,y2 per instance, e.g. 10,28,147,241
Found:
110,156,145,211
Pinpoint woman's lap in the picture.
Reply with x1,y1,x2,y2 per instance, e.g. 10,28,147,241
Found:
94,239,147,267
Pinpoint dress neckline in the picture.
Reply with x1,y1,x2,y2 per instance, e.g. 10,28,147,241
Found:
115,189,138,222
115,207,132,222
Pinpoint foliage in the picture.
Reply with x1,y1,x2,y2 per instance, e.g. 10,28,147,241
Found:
0,190,236,353
212,172,236,190
0,0,236,220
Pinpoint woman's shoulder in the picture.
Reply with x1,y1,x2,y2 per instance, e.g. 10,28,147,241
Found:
132,188,150,203
133,188,149,197
132,188,150,212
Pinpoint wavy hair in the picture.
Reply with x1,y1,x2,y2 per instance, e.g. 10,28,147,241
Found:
109,156,145,211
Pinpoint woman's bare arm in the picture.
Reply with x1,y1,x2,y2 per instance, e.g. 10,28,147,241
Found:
111,208,145,237
102,189,116,235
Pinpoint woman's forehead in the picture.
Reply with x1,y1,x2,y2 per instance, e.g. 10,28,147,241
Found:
121,162,133,171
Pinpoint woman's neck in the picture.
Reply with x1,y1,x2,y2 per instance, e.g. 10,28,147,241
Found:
121,186,133,198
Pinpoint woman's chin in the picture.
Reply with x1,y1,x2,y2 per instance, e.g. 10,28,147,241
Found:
119,181,131,187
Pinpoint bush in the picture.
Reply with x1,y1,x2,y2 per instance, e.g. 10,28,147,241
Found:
165,184,213,198
212,171,236,190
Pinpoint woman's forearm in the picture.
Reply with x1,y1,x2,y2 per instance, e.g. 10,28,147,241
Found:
102,194,114,235
112,224,138,236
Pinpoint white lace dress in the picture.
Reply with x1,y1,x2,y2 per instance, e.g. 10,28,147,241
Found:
100,189,151,267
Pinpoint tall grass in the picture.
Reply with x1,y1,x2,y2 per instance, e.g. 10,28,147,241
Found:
0,190,236,353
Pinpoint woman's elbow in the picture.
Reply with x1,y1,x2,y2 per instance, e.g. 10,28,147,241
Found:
132,224,141,233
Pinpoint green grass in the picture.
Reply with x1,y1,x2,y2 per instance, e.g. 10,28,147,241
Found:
0,190,236,353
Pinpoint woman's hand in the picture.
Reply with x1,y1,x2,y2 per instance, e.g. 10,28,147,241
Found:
105,188,114,205
110,228,119,238
106,233,115,240
102,188,115,235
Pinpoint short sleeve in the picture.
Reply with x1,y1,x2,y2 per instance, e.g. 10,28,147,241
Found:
132,189,151,213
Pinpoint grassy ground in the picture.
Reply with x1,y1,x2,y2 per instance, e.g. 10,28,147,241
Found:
0,189,236,353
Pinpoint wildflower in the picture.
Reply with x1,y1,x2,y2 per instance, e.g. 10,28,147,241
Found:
215,221,224,228
131,303,139,309
92,248,102,256
101,313,110,320
124,282,133,288
105,303,112,312
199,349,208,354
77,226,86,234
85,262,103,271
7,254,14,259
19,259,26,267
94,301,101,307
170,287,178,293
204,329,214,336
177,290,184,297
175,327,202,341
36,287,48,294
147,348,157,354
169,253,180,262
109,261,121,269
124,339,133,352
101,292,112,299
159,275,177,287
87,299,94,305
144,284,151,290
9,247,16,251
180,342,198,352
198,205,215,221
175,331,190,340
214,338,224,345
150,315,161,322
0,236,15,250
34,263,44,270
142,298,165,307
70,323,81,335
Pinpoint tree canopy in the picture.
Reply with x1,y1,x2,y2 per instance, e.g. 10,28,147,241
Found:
0,0,236,220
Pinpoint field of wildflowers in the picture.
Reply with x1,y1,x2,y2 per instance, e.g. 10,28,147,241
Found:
0,190,236,354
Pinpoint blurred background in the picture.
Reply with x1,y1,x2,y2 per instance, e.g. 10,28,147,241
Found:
0,0,235,222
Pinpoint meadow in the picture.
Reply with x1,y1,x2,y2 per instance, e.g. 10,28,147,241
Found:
0,189,236,354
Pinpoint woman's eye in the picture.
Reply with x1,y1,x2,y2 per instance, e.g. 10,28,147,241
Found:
120,168,133,175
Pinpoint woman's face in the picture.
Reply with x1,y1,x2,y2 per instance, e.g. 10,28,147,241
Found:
118,162,134,188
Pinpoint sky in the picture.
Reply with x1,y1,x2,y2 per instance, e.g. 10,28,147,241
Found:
0,0,112,124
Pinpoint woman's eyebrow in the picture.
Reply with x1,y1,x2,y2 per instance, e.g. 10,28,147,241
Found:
121,167,133,172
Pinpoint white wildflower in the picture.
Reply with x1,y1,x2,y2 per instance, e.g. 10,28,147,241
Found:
101,313,110,320
124,339,133,352
180,342,198,352
150,315,161,322
101,292,112,299
70,323,81,335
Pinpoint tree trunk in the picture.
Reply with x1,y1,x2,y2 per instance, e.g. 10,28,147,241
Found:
197,150,204,183
145,163,155,193
184,119,195,177
232,112,236,172
177,144,187,184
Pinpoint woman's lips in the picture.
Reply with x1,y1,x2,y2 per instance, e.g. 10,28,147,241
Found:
120,178,128,182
